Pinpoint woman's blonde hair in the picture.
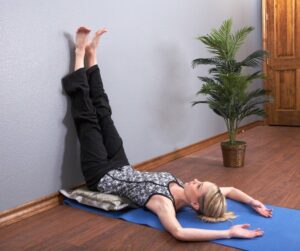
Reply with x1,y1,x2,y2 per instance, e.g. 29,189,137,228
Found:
197,182,236,223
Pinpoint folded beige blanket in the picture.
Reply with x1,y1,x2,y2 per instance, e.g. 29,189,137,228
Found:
60,186,136,211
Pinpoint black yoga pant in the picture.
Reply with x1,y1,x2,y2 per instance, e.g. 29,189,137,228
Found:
62,65,130,191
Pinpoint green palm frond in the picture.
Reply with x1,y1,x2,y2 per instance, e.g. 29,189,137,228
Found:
238,50,268,67
239,107,266,121
197,76,218,83
192,58,224,68
197,19,233,59
208,67,218,74
192,18,271,144
229,26,254,58
245,71,265,81
192,101,207,106
241,89,269,105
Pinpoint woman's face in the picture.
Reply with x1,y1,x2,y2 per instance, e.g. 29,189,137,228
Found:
184,179,214,210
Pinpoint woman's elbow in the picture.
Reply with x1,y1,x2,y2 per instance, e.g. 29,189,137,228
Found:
227,186,235,195
229,186,236,192
171,228,187,241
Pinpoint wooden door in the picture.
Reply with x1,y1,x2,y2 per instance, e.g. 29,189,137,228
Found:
262,0,300,125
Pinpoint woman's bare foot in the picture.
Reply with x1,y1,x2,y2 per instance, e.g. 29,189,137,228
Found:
74,26,91,71
86,28,108,68
86,28,107,55
75,27,91,54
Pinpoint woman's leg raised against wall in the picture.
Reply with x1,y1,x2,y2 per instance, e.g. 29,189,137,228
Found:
62,27,116,191
85,29,130,165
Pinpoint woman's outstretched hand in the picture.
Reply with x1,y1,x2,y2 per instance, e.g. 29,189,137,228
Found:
229,224,264,239
250,199,273,217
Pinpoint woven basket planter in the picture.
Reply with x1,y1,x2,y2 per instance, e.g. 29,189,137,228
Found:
221,141,247,168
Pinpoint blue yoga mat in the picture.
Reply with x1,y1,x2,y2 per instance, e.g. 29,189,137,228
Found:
64,198,300,251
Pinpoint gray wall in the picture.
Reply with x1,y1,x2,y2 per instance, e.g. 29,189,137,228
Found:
0,0,262,211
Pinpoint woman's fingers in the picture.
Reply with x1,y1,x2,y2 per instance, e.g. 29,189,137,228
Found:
230,224,264,239
253,229,264,237
248,228,264,238
254,205,273,217
262,208,273,217
251,199,274,217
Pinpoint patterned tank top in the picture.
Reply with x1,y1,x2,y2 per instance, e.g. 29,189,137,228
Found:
97,165,185,208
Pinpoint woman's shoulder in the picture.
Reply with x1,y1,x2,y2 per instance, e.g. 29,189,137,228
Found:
146,194,175,212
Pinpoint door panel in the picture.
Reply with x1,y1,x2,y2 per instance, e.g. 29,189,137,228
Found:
275,0,295,57
276,70,296,110
263,0,300,125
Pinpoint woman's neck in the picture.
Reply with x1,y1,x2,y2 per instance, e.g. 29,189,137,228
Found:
170,183,189,210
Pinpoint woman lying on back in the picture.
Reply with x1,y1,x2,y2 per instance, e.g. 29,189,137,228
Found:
62,26,272,242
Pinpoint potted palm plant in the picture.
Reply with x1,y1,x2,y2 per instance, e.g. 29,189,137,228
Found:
192,19,271,168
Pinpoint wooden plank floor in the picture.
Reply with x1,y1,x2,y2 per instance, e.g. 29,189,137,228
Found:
1,126,300,251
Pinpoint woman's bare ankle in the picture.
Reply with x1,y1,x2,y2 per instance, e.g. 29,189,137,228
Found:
74,26,91,70
85,28,107,67
86,51,97,68
74,49,85,71
74,61,85,71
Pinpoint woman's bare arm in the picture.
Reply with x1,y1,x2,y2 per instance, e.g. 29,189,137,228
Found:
220,187,272,218
220,187,254,204
146,196,263,241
